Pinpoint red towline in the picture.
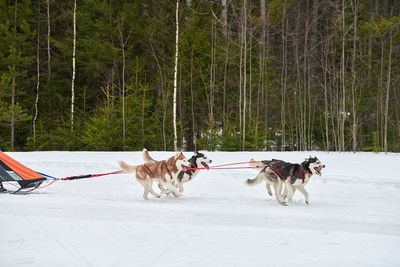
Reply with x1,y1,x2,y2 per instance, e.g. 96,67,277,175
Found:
182,161,257,171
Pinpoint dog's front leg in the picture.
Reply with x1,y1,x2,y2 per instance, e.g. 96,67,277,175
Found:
297,186,310,205
285,181,294,203
158,183,171,195
161,177,182,197
273,179,287,206
178,181,184,193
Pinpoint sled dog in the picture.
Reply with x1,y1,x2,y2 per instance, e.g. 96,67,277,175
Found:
143,149,212,194
118,152,190,200
247,157,325,206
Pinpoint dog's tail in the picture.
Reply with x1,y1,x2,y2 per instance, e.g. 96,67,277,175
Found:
246,172,265,186
118,160,138,173
142,148,157,163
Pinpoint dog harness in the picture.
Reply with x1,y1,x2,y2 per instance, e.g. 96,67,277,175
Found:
143,164,172,179
270,166,311,184
143,164,154,177
177,154,199,182
299,167,311,183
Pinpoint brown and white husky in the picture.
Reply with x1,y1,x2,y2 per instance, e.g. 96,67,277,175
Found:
142,149,212,194
118,152,190,200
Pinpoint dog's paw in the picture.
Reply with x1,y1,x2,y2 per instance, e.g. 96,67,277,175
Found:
279,201,288,206
305,200,310,205
172,192,183,197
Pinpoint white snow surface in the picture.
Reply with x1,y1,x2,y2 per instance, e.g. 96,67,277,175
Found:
1,151,399,267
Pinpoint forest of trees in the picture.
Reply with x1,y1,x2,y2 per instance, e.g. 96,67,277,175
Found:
0,0,399,152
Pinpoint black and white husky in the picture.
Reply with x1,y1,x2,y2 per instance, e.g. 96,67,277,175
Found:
247,157,325,206
142,149,212,194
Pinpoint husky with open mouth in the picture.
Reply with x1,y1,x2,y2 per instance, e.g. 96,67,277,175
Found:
143,149,212,194
247,157,325,206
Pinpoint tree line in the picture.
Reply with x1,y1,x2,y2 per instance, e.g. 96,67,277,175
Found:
0,0,399,152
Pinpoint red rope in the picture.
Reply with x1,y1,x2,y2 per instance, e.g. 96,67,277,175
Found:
183,161,257,171
210,161,257,168
61,170,125,181
83,170,125,178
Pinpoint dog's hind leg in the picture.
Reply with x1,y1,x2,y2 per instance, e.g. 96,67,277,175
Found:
297,185,310,205
137,179,150,200
139,179,160,200
266,183,273,196
146,179,161,198
282,182,287,198
273,180,287,206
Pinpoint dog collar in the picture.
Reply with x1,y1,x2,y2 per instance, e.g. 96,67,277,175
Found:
300,167,312,183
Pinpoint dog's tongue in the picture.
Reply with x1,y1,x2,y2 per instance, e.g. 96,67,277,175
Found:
317,165,323,175
201,162,209,168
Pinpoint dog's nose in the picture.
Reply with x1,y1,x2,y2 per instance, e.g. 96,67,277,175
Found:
209,160,212,163
322,165,326,168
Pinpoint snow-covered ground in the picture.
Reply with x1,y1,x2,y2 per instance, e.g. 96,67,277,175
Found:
1,151,399,267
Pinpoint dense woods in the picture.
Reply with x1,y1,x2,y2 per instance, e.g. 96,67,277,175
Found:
0,0,399,152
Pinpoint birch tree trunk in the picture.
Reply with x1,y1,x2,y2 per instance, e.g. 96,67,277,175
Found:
264,3,270,142
280,2,287,151
118,19,126,150
71,0,76,131
209,17,216,148
258,0,267,145
221,0,228,126
384,29,392,152
242,0,247,151
190,49,196,152
10,0,18,151
221,0,227,37
322,41,330,151
33,0,40,143
118,16,132,151
173,0,179,152
239,6,243,150
351,0,358,152
340,0,346,151
47,0,51,77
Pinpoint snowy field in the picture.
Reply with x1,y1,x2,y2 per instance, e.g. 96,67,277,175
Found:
1,151,399,267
